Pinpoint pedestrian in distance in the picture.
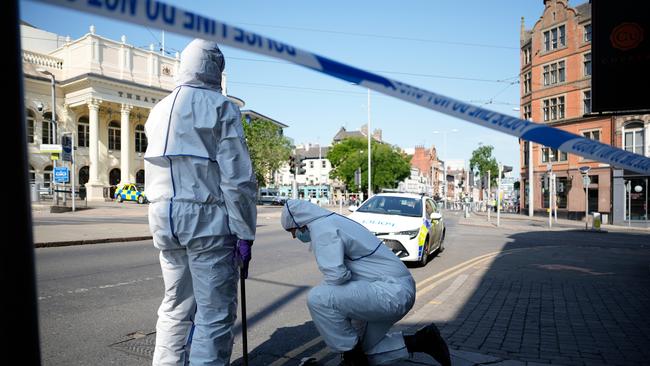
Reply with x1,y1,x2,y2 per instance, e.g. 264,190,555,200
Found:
281,199,451,366
145,39,257,365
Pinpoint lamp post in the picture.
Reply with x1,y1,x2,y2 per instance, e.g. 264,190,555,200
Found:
37,68,58,205
433,129,458,209
366,88,372,199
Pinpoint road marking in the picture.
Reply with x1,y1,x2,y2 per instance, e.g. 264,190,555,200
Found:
428,274,469,305
269,336,323,366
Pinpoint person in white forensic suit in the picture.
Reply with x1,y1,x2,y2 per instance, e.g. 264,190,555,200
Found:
281,200,451,366
145,39,257,366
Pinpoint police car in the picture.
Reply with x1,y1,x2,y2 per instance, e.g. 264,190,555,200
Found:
114,183,148,204
349,193,445,266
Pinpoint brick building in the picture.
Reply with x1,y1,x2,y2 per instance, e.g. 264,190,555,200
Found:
410,145,444,199
519,0,617,221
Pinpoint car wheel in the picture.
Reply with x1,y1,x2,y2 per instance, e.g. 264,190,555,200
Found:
418,237,429,267
137,196,145,204
116,195,123,203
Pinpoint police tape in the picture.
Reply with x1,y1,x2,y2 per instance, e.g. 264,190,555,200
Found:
34,0,650,175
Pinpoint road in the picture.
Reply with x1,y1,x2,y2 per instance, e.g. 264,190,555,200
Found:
35,211,650,365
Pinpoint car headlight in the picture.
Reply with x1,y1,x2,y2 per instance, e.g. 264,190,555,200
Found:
394,229,419,239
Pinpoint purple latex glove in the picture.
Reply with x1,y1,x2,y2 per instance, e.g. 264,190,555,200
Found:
235,239,253,279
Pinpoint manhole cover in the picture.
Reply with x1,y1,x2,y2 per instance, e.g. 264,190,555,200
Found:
110,330,156,360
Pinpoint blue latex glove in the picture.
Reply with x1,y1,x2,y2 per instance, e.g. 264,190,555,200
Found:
235,239,253,279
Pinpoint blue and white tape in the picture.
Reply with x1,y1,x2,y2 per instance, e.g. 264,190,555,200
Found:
34,0,650,174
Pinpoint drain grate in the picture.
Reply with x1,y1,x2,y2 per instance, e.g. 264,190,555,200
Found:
110,330,156,360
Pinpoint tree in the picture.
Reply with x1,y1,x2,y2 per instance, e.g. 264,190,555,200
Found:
242,117,292,187
469,145,499,187
327,137,411,194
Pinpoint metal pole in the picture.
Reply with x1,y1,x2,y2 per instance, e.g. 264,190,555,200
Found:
367,88,372,198
49,74,59,206
548,174,552,229
71,133,76,212
497,165,501,227
528,141,534,217
487,170,491,222
240,270,249,366
586,184,589,230
553,173,557,222
628,180,632,227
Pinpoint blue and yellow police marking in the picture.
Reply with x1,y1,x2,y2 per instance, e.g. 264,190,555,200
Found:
35,0,650,175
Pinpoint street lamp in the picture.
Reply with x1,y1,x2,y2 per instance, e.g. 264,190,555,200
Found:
37,68,59,205
366,88,372,199
433,128,458,209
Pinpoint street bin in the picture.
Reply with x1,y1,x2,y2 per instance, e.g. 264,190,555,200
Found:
592,212,601,231
31,183,39,202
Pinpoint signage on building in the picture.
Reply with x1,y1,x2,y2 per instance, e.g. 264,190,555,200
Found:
40,144,62,153
61,135,72,162
54,167,69,183
592,0,650,113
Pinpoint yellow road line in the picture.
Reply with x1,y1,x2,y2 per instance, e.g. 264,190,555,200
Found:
268,335,323,366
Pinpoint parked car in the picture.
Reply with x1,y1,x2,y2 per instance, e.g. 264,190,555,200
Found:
348,193,445,266
114,183,148,204
257,188,285,205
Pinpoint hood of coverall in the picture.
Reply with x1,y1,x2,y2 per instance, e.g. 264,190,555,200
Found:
175,39,224,91
281,199,333,230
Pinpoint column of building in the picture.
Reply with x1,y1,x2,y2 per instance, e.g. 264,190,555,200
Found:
120,104,133,184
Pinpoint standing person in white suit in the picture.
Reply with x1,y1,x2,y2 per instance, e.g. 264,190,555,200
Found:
281,199,451,366
145,39,257,365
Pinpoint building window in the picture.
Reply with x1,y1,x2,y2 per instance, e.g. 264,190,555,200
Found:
583,90,592,114
29,165,35,183
79,166,89,186
542,61,565,86
78,116,89,148
309,161,314,169
322,160,326,168
523,47,532,64
584,23,592,42
136,169,145,185
523,72,532,94
624,122,645,155
543,25,566,52
523,104,532,121
583,130,600,141
42,112,54,144
542,96,565,121
135,124,147,153
584,53,592,76
556,177,568,209
541,147,567,163
26,110,35,143
108,121,121,151
44,165,53,188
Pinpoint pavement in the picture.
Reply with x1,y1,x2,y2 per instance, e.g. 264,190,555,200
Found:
31,200,650,365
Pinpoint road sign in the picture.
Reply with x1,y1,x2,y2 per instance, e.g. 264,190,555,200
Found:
54,166,69,183
61,135,72,162
582,175,591,187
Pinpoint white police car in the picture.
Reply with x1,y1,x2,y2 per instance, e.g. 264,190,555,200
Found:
349,193,445,266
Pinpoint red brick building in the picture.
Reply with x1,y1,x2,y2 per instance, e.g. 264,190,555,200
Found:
411,145,443,198
519,0,614,220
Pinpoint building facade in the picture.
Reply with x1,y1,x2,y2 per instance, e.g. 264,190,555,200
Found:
517,0,640,222
22,24,267,202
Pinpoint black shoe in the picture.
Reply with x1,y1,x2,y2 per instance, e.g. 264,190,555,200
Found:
405,323,451,366
338,341,369,366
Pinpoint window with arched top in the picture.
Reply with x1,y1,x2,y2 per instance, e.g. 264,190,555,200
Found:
108,121,121,150
78,116,89,148
79,166,89,186
109,168,121,186
135,124,148,153
623,121,645,156
42,112,54,144
29,165,35,183
26,110,35,143
44,165,53,188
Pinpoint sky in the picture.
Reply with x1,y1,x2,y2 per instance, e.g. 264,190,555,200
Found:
20,0,554,176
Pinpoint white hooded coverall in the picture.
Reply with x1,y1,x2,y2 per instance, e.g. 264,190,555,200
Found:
281,200,416,365
145,39,257,366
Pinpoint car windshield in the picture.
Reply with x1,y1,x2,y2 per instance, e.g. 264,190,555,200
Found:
357,196,422,217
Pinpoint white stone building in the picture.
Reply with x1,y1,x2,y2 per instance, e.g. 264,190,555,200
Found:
22,23,246,201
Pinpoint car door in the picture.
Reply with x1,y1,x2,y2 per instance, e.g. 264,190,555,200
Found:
427,199,442,244
424,199,436,251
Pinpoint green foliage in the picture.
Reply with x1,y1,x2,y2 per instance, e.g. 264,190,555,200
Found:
470,145,499,186
327,137,411,193
242,117,292,186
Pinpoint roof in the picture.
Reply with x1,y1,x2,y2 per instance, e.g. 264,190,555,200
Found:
241,109,289,128
575,2,591,22
333,127,365,142
295,144,330,159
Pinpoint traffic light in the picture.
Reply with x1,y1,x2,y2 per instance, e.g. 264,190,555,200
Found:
501,165,513,178
289,155,296,175
297,157,307,175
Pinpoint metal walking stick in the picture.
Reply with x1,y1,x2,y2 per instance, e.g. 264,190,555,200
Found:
240,266,249,366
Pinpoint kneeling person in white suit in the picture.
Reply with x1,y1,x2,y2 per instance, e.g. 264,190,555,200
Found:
281,199,451,366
